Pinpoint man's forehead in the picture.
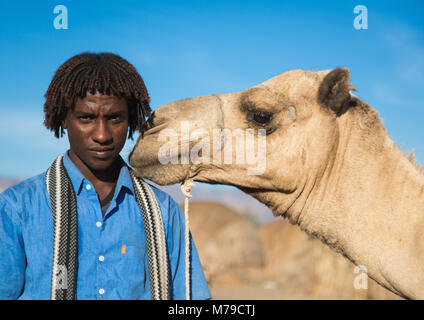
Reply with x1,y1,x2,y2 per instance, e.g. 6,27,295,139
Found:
83,90,125,102
73,90,127,111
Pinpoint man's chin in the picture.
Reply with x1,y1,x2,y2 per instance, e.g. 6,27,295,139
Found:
86,155,120,172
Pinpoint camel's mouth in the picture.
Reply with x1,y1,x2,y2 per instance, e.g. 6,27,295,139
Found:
132,162,191,186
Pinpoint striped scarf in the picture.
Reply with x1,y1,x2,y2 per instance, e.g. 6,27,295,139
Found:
45,154,170,300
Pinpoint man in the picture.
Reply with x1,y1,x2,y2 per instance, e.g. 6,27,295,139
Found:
0,52,211,300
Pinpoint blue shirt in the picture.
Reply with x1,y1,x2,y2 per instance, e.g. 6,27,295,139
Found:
0,151,211,300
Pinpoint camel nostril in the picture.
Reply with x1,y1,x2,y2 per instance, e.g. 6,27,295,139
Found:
142,110,172,136
147,111,156,127
143,122,169,136
141,119,152,133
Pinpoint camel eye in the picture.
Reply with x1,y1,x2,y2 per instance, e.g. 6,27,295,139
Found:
252,111,272,125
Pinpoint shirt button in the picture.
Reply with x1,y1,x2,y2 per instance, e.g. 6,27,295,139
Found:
86,184,92,190
98,255,105,262
96,221,102,228
99,288,105,295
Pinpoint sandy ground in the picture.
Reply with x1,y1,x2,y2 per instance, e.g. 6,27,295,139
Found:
210,284,317,300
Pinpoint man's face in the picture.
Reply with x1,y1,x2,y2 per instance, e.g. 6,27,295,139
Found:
62,91,129,172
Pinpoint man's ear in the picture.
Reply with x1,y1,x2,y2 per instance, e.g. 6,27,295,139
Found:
318,68,357,115
61,118,67,129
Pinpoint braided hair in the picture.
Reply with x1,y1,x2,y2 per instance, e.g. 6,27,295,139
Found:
44,52,152,139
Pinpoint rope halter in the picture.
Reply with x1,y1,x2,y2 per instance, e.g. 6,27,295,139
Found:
180,178,194,300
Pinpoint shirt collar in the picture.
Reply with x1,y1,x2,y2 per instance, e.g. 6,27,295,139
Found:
62,150,135,196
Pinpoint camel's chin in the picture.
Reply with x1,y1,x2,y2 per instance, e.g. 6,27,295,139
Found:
132,164,190,186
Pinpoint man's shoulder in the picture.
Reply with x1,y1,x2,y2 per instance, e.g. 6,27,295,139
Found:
0,173,47,206
146,182,176,205
143,181,183,213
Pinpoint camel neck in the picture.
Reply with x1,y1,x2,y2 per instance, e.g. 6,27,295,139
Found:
298,102,424,299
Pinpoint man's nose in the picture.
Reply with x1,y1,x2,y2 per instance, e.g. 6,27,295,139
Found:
92,120,112,144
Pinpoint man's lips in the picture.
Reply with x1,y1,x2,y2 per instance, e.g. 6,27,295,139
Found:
89,148,114,158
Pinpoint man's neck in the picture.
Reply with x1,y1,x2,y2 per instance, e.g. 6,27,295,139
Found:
67,150,123,192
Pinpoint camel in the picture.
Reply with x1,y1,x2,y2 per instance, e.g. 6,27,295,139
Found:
129,68,424,299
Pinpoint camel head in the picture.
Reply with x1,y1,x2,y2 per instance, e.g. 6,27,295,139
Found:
129,68,357,217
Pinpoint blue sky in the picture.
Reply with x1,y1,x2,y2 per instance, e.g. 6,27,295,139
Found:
0,0,423,179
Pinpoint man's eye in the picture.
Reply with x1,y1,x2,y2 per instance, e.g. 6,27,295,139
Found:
110,116,121,122
79,115,93,120
252,111,272,125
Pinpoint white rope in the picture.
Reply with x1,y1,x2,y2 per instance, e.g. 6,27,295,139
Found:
180,179,194,300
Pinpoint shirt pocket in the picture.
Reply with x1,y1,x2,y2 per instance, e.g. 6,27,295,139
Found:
120,243,146,271
122,225,149,290
120,244,148,293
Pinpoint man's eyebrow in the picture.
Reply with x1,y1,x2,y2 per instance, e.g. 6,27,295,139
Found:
109,109,128,113
73,110,94,115
106,110,128,116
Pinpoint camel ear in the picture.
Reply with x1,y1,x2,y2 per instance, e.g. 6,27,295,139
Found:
318,68,356,115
